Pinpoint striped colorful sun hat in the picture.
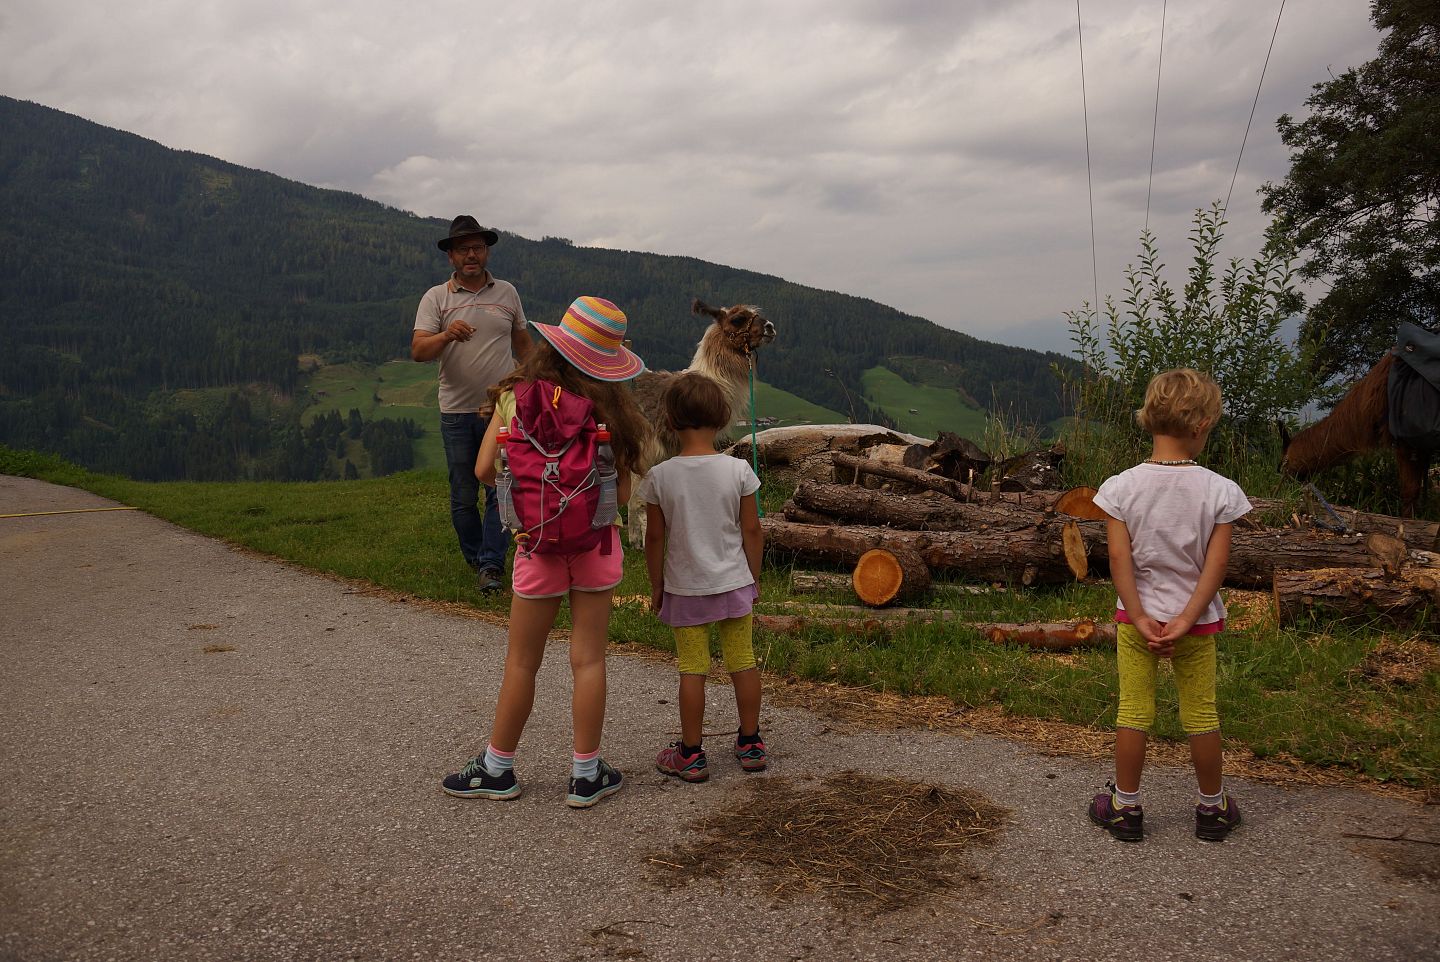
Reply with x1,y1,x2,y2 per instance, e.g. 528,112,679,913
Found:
531,296,646,382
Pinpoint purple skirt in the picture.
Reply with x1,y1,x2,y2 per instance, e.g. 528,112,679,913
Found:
659,583,759,627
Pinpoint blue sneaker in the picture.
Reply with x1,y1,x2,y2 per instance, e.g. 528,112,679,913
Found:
441,755,521,800
566,758,624,809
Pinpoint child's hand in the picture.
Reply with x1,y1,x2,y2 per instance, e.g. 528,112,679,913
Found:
1147,637,1176,658
1132,615,1165,645
1157,615,1196,645
649,587,664,614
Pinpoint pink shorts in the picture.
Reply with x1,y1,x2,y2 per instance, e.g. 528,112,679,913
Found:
511,537,624,599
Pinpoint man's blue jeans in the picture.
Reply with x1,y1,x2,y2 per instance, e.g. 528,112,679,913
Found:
439,412,510,572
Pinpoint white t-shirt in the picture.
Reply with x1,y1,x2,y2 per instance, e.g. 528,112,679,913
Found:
1093,463,1252,624
637,454,762,596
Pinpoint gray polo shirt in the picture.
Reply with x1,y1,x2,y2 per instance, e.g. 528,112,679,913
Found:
414,272,528,413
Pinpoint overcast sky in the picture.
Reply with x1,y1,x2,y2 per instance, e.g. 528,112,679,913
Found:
1,1,1381,353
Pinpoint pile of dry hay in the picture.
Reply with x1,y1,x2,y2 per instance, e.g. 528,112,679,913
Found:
647,771,1007,914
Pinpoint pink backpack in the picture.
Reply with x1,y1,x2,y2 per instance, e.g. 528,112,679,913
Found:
495,379,619,557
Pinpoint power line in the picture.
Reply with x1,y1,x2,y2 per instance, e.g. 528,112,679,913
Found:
1145,0,1167,232
1224,0,1287,217
1076,0,1099,309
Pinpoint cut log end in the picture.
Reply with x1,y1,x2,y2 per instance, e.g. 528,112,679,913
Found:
1062,520,1088,580
852,547,932,607
1053,486,1107,521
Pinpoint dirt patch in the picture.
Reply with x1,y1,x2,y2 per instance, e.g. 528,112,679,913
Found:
1349,833,1440,883
1353,635,1440,688
647,772,1006,914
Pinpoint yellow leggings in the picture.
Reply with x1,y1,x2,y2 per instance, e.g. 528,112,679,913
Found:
674,615,756,675
1115,622,1220,735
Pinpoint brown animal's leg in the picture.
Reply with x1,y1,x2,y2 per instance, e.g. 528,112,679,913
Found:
626,479,647,547
1396,443,1424,518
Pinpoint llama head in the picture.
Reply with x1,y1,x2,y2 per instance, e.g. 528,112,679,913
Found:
692,299,776,358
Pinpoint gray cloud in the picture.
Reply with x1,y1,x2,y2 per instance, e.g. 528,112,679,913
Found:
0,0,1381,351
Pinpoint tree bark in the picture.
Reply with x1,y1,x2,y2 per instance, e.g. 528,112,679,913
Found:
1273,567,1440,626
793,479,1042,531
832,452,979,501
761,517,1087,585
751,610,1111,650
762,517,1409,588
1247,498,1440,551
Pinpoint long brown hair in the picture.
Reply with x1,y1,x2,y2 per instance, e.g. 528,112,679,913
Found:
488,339,653,474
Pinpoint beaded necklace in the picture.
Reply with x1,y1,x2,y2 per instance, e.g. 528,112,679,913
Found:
1144,458,1198,466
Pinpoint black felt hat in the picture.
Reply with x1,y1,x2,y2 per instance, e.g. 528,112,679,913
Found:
437,215,499,251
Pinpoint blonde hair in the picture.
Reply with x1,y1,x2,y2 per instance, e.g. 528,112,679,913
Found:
1136,368,1222,437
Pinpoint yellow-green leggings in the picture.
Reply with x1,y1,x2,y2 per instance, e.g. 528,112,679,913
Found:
1115,622,1220,735
674,614,756,675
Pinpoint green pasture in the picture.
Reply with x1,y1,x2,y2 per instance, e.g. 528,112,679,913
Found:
303,360,445,471
860,365,989,441
4,443,1434,790
745,381,846,428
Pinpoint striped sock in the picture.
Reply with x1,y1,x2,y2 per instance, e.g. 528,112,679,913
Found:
572,749,600,780
482,745,515,778
1199,786,1226,808
1114,785,1141,808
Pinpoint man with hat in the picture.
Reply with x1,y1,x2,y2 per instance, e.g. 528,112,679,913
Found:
412,215,532,592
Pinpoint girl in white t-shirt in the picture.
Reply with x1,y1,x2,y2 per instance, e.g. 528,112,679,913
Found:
638,373,766,782
1089,369,1252,843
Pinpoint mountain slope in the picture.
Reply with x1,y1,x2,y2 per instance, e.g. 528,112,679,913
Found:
0,96,1075,478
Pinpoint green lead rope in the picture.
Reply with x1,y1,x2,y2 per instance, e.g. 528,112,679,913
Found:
748,358,764,517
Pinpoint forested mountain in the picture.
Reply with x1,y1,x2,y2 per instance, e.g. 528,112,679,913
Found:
0,96,1074,480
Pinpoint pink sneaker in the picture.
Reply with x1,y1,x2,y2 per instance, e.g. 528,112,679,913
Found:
734,735,768,772
655,743,708,782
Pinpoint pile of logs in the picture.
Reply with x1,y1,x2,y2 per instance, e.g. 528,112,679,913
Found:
762,448,1440,631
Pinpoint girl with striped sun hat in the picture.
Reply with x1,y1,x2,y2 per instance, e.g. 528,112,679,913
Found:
442,296,653,809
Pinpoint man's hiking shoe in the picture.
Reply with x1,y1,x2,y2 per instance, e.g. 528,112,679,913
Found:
442,756,521,800
566,758,624,809
734,735,768,772
1195,796,1242,841
475,566,504,593
656,743,709,782
1088,784,1143,842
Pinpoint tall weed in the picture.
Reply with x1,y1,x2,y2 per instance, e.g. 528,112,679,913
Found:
1061,204,1315,486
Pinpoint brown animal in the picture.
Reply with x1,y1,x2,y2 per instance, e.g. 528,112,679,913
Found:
627,298,777,542
1280,352,1433,517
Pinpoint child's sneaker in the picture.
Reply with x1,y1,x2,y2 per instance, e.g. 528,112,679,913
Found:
656,743,709,782
734,733,768,772
1088,783,1143,842
441,755,521,800
566,758,624,809
1195,795,1242,841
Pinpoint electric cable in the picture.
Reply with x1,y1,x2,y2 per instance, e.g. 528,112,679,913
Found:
1224,0,1287,217
1145,0,1167,232
1076,0,1099,308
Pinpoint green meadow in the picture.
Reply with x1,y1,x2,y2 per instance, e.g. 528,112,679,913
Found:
860,365,990,440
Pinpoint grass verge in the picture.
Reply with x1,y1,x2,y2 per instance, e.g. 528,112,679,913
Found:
4,445,1435,790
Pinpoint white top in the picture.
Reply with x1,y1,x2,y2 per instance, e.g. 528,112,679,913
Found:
1093,463,1252,624
414,274,527,413
637,454,762,596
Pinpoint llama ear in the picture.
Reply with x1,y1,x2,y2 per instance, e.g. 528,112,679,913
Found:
692,298,725,321
1276,419,1292,449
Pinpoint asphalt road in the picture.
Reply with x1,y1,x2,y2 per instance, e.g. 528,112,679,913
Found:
2,475,1436,962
